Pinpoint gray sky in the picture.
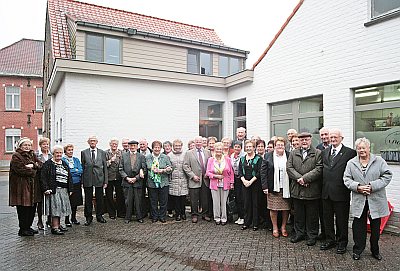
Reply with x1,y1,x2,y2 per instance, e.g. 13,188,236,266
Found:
0,0,299,66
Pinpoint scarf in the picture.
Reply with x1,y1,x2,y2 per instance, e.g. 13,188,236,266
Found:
213,156,226,187
150,156,161,188
273,151,290,199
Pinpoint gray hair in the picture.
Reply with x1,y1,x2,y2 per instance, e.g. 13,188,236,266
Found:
329,128,343,138
319,127,329,134
355,137,370,148
109,137,119,144
52,144,64,153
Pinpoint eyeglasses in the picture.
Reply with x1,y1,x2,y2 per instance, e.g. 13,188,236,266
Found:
299,138,311,141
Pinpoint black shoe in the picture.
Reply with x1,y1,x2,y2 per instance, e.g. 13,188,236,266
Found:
241,225,249,230
109,216,116,220
316,233,326,240
175,215,181,221
306,239,316,246
160,218,166,223
65,222,72,227
124,220,130,224
336,245,347,254
215,221,221,225
290,235,306,243
18,230,34,236
221,222,227,226
181,214,187,220
152,219,158,223
84,217,93,226
320,241,337,251
51,228,64,235
28,228,39,234
96,216,107,223
352,253,360,260
37,223,44,231
372,253,382,261
137,219,144,223
253,227,258,231
59,225,68,232
71,220,80,225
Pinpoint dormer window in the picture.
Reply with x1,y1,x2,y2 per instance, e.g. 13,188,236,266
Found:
187,49,212,75
86,33,121,64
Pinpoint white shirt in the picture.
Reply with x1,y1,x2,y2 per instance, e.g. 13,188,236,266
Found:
331,144,343,156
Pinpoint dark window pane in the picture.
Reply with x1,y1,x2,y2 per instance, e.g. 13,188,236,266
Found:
234,101,246,117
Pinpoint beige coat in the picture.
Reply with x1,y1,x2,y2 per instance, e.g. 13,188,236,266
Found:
168,151,188,196
183,148,211,189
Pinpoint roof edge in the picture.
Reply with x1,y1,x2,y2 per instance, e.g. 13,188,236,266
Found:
252,0,304,70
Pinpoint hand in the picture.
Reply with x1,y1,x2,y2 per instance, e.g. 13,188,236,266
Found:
111,156,116,162
103,183,108,189
139,169,144,179
230,183,234,190
165,166,172,172
44,190,52,195
263,189,268,194
25,163,34,169
193,175,200,182
297,177,306,186
357,184,371,195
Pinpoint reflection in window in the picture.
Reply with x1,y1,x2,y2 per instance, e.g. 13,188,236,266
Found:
355,82,400,106
233,99,246,137
188,50,212,75
299,97,323,113
371,0,400,18
219,55,241,77
86,34,121,64
271,102,292,116
199,100,223,139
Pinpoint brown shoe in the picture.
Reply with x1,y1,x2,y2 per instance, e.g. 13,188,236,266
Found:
202,216,211,222
192,216,198,223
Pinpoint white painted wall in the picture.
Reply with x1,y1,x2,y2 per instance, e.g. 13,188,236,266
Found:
245,0,400,210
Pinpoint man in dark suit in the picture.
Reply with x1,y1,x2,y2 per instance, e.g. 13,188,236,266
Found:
320,128,356,254
119,140,147,223
81,136,108,226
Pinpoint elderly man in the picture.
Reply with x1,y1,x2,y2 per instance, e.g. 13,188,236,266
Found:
119,140,147,223
320,129,356,254
121,138,130,153
139,139,152,156
81,136,108,226
183,136,212,223
138,138,152,217
287,132,322,246
105,138,124,219
316,127,330,151
285,128,298,153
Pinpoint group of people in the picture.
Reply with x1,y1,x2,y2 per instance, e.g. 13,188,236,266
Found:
8,126,392,262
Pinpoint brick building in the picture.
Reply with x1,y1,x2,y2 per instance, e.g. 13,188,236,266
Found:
0,39,44,167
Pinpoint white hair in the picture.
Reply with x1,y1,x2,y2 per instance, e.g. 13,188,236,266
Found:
329,128,343,137
52,144,64,153
109,137,119,144
355,137,370,148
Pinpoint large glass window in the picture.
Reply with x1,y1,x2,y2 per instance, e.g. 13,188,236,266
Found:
86,34,121,64
233,99,246,137
371,0,400,18
270,96,323,147
219,55,241,77
199,100,223,139
36,88,43,111
355,82,400,161
187,50,212,75
5,86,21,110
5,129,21,152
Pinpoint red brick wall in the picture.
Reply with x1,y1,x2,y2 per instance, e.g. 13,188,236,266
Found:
0,76,43,161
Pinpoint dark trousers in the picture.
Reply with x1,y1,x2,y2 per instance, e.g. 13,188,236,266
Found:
84,186,104,219
292,198,319,240
148,186,169,220
170,195,186,216
323,198,350,246
16,205,36,230
234,176,244,218
189,188,201,217
352,200,381,255
123,186,143,220
105,179,126,218
201,181,213,218
243,183,259,227
319,199,325,237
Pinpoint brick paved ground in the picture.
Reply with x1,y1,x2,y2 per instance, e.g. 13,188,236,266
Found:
0,172,399,271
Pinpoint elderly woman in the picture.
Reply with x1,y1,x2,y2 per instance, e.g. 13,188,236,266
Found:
261,137,291,237
266,140,275,154
41,145,73,235
256,139,266,157
221,137,233,156
231,141,244,225
344,137,392,261
35,137,52,230
207,136,217,156
239,140,263,231
188,140,195,150
9,137,42,236
290,134,300,150
62,144,83,226
206,142,234,225
146,141,172,223
168,139,189,221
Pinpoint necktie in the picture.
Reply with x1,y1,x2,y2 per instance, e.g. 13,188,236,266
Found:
198,149,205,174
331,148,337,158
91,150,95,161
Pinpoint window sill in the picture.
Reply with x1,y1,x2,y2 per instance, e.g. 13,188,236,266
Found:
5,109,21,112
364,10,400,27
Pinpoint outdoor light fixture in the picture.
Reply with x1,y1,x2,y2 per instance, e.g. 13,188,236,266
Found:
126,28,137,35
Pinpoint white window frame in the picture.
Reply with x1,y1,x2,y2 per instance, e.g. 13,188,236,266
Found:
187,49,212,75
5,86,21,111
5,129,21,152
371,0,400,19
85,33,122,64
36,87,43,111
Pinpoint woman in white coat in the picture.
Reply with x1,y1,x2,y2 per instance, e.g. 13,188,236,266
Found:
344,137,392,261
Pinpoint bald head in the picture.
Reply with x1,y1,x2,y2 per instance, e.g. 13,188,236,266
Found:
329,128,343,148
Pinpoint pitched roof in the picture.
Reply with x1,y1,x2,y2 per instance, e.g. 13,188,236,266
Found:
252,0,304,69
0,39,44,77
48,0,225,59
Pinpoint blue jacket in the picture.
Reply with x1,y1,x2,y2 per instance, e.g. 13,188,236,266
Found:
62,156,83,184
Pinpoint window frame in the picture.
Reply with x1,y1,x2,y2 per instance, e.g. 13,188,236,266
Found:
365,0,400,26
5,128,21,152
36,87,43,111
187,49,213,75
199,100,223,139
218,55,242,77
233,99,246,137
5,86,21,111
85,33,122,64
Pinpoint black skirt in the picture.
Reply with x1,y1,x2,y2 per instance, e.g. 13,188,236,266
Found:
69,183,83,207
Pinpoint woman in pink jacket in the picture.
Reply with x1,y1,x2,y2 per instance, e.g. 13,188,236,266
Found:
206,142,234,225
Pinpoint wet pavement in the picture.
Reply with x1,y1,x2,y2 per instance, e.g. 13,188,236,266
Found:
0,172,399,271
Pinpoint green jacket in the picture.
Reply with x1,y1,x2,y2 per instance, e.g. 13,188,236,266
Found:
146,153,172,188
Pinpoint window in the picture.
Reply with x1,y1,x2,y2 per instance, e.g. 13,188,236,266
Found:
199,100,223,139
354,82,400,161
5,129,21,152
219,55,241,77
36,88,43,111
233,99,246,136
5,86,21,110
371,0,400,18
270,96,323,147
86,34,121,64
187,50,212,75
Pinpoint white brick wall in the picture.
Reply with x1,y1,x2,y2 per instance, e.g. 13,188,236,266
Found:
245,0,400,210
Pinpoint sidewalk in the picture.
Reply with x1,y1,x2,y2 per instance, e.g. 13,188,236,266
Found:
0,174,399,270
